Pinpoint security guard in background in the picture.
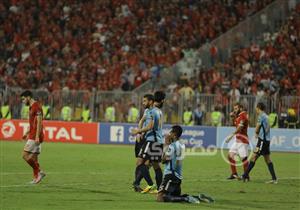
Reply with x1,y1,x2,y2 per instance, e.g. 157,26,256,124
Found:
105,102,116,122
268,111,278,128
1,101,11,119
42,101,51,120
21,104,30,119
127,103,139,123
183,107,194,126
61,103,72,121
81,104,92,122
211,106,222,126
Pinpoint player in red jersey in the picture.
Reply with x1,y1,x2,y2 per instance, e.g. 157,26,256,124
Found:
21,90,46,184
225,103,249,180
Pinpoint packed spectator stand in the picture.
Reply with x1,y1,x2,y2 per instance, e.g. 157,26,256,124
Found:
0,0,299,128
1,0,274,91
163,3,300,126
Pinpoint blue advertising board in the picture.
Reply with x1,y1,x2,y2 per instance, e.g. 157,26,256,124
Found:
99,123,217,148
99,123,136,145
164,125,217,148
217,127,300,152
99,123,299,152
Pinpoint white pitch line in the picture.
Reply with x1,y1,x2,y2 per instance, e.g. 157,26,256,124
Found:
0,183,90,188
1,171,299,180
0,172,105,175
189,177,300,182
1,177,299,188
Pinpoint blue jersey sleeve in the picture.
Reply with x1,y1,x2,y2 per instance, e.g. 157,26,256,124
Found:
176,142,185,160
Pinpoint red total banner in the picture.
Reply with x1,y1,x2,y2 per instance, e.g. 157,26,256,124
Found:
0,120,99,144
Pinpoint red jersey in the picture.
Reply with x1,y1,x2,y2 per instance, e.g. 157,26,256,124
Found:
28,101,44,142
234,111,249,144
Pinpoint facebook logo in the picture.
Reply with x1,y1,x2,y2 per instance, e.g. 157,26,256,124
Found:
110,126,124,142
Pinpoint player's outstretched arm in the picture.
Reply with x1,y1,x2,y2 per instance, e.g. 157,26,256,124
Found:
225,133,234,143
226,124,243,143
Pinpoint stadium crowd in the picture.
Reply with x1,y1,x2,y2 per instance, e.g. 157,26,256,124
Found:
1,0,274,91
1,0,299,127
168,4,300,98
157,5,299,128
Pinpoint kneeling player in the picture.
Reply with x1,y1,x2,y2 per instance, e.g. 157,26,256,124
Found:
157,125,214,204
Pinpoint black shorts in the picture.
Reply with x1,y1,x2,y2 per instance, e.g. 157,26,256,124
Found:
135,136,146,158
158,174,181,196
138,141,163,162
254,138,270,156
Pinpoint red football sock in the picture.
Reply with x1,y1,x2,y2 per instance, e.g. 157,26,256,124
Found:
228,157,237,174
34,160,40,172
26,159,39,178
243,159,249,173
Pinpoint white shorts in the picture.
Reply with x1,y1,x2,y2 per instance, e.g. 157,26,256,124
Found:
229,142,248,158
24,139,41,154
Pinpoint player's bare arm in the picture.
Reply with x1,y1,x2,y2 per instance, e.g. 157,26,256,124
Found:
136,116,146,142
164,133,174,145
225,124,243,143
138,115,146,129
35,115,42,144
229,111,236,118
161,149,171,163
22,130,30,140
160,133,172,163
255,123,260,138
131,119,154,135
162,133,176,162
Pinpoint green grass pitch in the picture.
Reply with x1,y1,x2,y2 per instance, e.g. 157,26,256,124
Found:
1,141,299,210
